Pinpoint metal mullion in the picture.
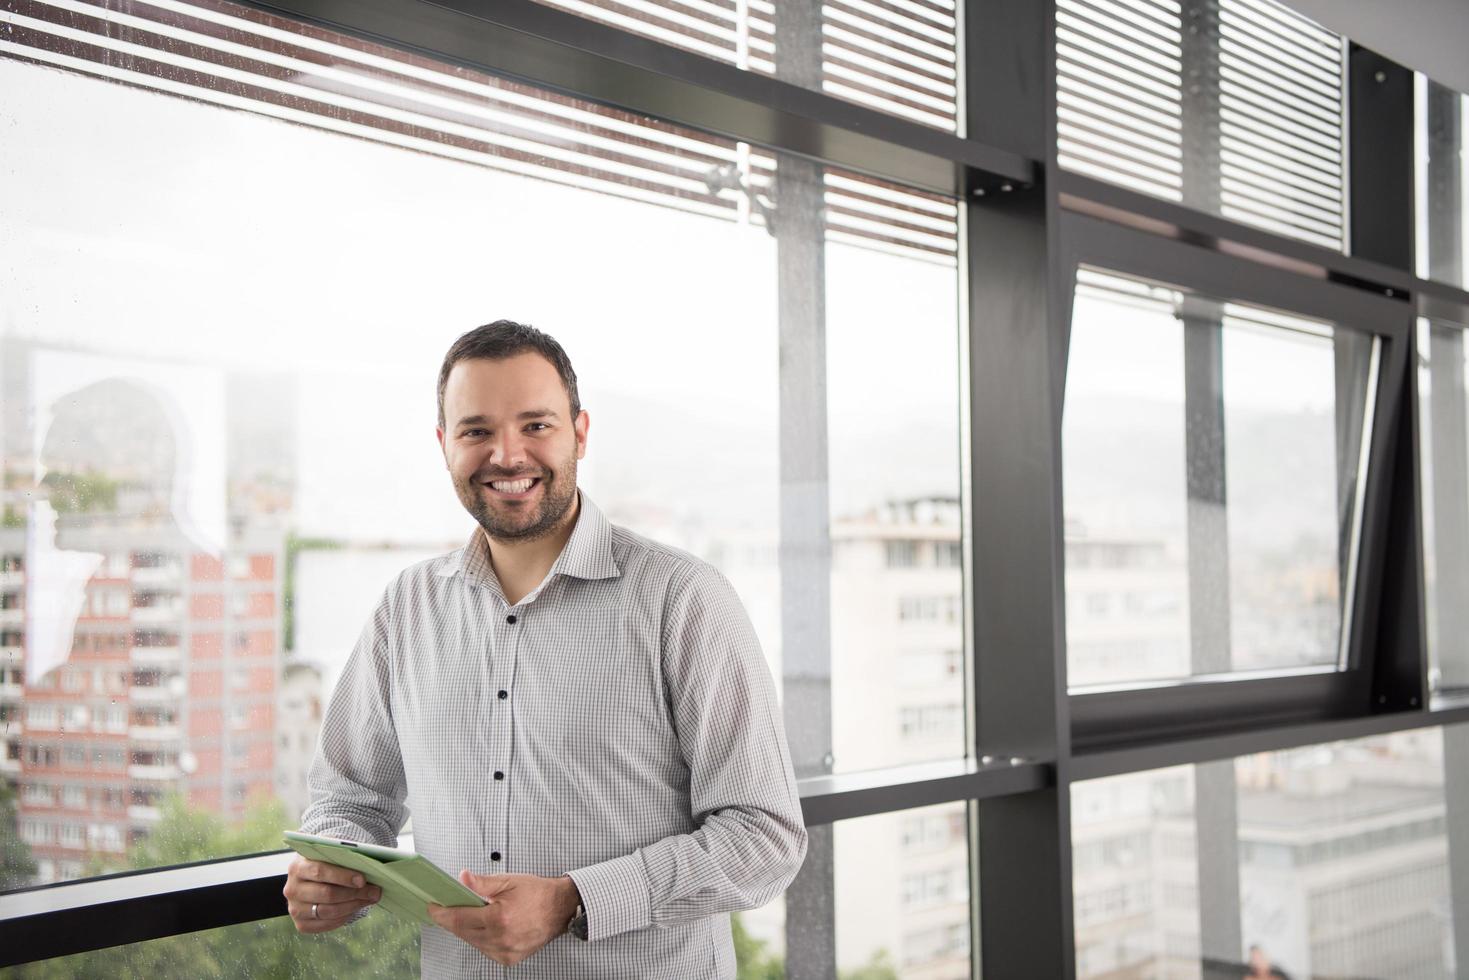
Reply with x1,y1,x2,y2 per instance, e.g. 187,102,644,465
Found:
1072,701,1469,782
967,1,1072,976
1053,170,1438,302
798,759,1050,825
234,0,1031,195
1058,211,1406,335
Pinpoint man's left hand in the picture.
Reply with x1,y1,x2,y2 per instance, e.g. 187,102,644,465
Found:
429,871,581,967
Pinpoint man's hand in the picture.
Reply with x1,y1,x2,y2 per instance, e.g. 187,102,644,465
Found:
429,872,582,967
283,856,382,934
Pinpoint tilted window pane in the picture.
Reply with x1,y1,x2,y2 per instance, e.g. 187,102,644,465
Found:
528,0,961,133
1062,269,1378,688
1072,728,1456,979
1057,0,1346,251
0,0,963,893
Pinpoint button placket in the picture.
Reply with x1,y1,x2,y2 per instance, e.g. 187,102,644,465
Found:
488,601,518,873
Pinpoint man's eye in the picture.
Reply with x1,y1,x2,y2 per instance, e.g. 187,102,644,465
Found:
462,429,488,438
526,423,550,432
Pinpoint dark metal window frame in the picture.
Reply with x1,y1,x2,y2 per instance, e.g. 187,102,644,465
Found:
3,0,1469,974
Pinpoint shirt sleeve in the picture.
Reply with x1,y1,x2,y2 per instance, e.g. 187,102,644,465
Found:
566,563,808,940
298,589,409,847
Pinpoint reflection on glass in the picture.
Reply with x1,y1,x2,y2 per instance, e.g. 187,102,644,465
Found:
1062,269,1376,688
873,803,969,977
0,907,419,979
1071,767,1201,979
1418,317,1469,694
1073,729,1455,979
0,0,962,895
1415,76,1468,287
779,803,972,978
1238,730,1452,978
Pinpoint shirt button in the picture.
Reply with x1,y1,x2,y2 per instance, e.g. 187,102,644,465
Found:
506,614,517,624
494,771,504,780
490,851,501,862
497,690,508,700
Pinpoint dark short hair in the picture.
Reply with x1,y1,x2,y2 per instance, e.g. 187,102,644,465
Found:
436,320,581,428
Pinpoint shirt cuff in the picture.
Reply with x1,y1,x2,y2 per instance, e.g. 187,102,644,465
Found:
566,852,652,941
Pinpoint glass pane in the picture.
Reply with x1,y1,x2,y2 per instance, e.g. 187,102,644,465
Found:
1415,76,1469,287
1073,728,1455,979
528,0,961,134
1418,317,1469,694
0,0,963,892
1062,269,1377,688
1071,767,1201,979
779,802,973,978
1057,0,1346,251
0,908,419,978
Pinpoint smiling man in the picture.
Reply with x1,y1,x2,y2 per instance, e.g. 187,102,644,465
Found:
283,321,807,979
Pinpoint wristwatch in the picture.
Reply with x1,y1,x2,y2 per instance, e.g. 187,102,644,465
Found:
566,903,589,942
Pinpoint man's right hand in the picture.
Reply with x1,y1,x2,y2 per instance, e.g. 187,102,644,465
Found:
283,856,382,933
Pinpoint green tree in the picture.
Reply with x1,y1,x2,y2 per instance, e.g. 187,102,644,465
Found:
732,912,784,980
840,948,900,980
2,796,418,979
0,778,37,890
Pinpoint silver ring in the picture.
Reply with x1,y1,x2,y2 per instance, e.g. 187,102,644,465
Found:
311,903,319,920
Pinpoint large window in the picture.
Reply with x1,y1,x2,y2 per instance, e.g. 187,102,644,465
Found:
0,0,963,893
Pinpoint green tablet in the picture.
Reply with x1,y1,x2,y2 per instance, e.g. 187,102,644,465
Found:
283,830,487,925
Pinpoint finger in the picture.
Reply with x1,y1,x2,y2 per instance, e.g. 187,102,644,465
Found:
459,869,509,898
290,898,368,921
288,899,370,933
428,906,484,935
286,880,378,905
292,858,366,889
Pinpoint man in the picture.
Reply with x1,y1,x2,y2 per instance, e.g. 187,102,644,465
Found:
283,321,807,978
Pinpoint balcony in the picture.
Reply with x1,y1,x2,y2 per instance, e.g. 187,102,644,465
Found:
129,684,176,703
130,646,180,664
129,725,180,742
131,606,179,625
0,754,19,775
0,682,22,699
0,608,21,626
0,570,21,588
126,804,161,822
130,566,180,586
127,763,181,781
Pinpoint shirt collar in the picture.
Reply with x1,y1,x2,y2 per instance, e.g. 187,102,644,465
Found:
436,490,621,588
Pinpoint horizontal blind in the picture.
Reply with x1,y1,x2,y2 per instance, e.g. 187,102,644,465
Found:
0,0,956,263
1057,0,1346,252
1056,0,1184,202
1218,0,1345,250
534,0,959,132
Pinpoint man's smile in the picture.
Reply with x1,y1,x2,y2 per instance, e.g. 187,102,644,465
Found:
481,476,542,499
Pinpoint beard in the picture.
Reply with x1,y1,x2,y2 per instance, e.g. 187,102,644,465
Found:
452,456,579,543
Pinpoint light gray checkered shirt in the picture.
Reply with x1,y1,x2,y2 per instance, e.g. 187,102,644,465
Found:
301,492,807,979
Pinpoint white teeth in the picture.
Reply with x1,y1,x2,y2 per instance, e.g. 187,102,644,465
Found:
489,478,534,493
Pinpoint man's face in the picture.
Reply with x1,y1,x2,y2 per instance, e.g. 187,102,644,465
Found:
436,353,589,543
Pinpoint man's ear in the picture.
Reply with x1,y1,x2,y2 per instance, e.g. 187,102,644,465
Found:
435,426,448,465
574,410,590,461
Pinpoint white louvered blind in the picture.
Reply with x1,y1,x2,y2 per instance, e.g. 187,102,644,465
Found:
1057,0,1346,252
1218,0,1345,250
534,0,960,132
0,0,956,264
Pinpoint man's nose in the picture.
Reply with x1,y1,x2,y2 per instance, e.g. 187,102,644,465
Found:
487,431,527,468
